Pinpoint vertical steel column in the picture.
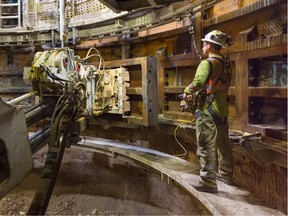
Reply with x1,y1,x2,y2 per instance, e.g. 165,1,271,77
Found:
72,27,76,44
59,0,65,47
17,0,20,27
22,0,27,27
51,29,55,47
0,0,2,28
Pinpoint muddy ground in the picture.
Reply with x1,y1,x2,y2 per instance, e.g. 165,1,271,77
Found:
0,146,205,215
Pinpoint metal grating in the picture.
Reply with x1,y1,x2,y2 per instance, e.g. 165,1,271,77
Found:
28,3,35,26
36,0,58,21
258,15,287,37
66,0,107,22
27,0,58,28
0,0,20,28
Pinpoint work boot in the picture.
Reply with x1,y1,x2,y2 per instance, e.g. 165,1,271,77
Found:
192,181,218,193
216,173,233,185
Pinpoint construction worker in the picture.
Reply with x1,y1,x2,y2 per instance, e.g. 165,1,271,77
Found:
182,30,234,193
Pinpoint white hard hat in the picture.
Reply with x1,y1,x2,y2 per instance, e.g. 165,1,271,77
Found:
201,30,231,48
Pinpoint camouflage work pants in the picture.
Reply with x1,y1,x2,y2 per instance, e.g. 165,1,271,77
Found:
195,109,233,187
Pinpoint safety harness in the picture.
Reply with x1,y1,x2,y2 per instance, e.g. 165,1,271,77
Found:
194,56,231,125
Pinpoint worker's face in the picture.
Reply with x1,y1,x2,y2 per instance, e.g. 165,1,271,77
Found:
202,42,210,56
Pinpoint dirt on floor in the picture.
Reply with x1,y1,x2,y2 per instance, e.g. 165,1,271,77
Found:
0,146,205,215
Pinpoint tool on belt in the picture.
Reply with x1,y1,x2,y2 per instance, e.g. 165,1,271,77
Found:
179,56,231,119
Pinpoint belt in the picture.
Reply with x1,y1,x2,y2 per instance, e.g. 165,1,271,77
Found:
195,110,202,121
207,106,226,125
195,107,226,125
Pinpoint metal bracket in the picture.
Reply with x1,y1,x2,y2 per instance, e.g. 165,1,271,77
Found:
230,131,287,168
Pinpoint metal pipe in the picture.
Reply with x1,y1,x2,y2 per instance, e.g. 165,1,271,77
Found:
51,29,55,47
72,27,76,44
29,126,51,153
0,15,18,19
18,0,21,27
59,0,65,47
7,91,37,105
0,3,18,6
25,99,56,127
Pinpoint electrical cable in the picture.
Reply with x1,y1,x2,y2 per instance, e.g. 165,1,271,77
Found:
85,47,101,58
83,48,106,98
27,86,78,215
54,94,64,110
39,121,71,215
173,117,195,159
41,65,72,84
171,17,188,159
189,15,202,59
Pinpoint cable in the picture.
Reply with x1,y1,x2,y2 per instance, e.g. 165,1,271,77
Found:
173,117,195,159
83,47,106,93
189,15,202,59
41,65,72,83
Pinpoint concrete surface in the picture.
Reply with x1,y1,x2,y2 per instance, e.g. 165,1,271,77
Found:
76,137,285,216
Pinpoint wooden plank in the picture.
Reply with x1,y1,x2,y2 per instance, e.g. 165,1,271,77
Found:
248,87,287,98
164,86,184,94
126,87,142,95
213,0,241,17
162,111,194,122
241,0,261,7
203,0,286,28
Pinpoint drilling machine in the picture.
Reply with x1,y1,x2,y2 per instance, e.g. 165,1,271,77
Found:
28,47,130,147
0,47,130,215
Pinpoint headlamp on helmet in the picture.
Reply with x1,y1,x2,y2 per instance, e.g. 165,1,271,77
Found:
201,30,231,48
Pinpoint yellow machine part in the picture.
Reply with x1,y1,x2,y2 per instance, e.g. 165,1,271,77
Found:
29,50,67,81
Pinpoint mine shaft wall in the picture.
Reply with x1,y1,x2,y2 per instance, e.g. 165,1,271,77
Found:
85,124,287,214
0,0,286,213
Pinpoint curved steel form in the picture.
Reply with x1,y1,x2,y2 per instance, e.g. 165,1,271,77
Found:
72,137,285,216
0,0,223,47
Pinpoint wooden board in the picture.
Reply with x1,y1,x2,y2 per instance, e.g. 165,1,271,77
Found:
213,0,241,17
213,0,260,17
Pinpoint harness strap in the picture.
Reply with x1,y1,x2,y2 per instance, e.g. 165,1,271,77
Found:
194,58,228,124
206,58,222,94
208,56,231,84
207,106,227,125
195,108,227,125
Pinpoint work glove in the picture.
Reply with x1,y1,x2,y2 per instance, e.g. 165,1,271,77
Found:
183,84,194,101
184,86,192,94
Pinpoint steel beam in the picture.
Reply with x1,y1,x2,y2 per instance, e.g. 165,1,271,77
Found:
0,0,223,46
7,91,37,105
